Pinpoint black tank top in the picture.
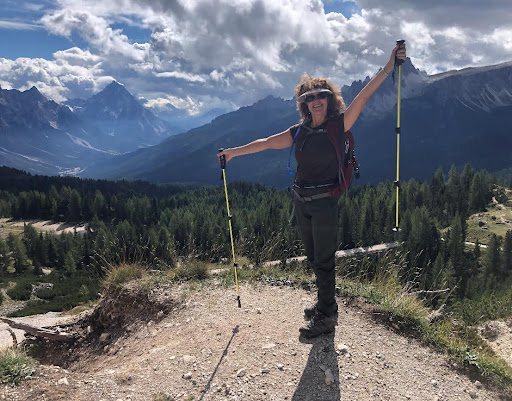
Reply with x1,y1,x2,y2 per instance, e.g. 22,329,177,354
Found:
289,113,344,186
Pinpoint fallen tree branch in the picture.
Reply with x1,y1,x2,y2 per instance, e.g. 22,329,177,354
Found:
0,317,75,342
6,327,17,347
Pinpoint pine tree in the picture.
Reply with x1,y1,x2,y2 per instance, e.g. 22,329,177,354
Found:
0,238,11,273
448,214,466,297
63,251,76,274
92,190,106,219
68,189,82,222
7,233,31,273
503,230,512,277
484,234,502,288
469,172,490,213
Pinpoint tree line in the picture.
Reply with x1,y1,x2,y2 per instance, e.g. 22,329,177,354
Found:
1,164,511,316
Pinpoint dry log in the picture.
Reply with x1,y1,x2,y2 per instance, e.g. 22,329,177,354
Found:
0,317,75,342
6,327,17,347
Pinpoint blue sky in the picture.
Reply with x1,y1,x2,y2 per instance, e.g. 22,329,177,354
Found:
1,0,512,119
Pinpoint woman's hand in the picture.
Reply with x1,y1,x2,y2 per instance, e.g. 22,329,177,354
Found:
384,42,407,74
217,148,236,164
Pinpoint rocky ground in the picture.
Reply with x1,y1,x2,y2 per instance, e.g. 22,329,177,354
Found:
1,283,512,401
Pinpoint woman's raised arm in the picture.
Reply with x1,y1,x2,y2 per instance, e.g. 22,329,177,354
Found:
344,43,406,132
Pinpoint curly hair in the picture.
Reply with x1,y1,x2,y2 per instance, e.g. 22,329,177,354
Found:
294,73,346,122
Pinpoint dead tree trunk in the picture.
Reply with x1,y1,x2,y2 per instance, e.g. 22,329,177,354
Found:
0,317,75,342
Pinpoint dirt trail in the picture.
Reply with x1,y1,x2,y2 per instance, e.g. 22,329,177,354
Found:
1,284,511,401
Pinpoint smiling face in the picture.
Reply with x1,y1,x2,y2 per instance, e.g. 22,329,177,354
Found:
306,95,329,121
295,74,346,122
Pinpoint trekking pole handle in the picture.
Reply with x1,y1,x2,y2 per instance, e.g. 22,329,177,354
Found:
395,39,405,66
218,148,226,169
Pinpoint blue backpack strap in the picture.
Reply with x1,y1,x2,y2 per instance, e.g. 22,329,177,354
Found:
287,120,309,175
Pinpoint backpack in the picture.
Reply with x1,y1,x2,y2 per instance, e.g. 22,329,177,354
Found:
288,118,360,197
326,119,360,197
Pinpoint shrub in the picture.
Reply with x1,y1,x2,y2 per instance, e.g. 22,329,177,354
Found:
0,348,36,385
173,261,209,281
6,281,32,301
9,272,100,317
102,264,146,290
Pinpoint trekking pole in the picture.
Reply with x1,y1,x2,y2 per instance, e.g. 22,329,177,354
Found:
218,148,241,308
393,39,405,233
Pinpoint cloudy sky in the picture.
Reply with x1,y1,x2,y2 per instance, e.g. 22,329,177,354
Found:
1,0,512,119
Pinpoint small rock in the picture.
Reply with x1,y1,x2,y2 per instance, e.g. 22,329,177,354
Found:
277,364,284,371
57,377,69,385
236,368,247,377
222,383,231,395
337,343,349,354
262,343,276,350
256,308,262,314
469,391,479,399
261,368,270,374
156,310,164,319
99,332,111,343
474,380,483,389
183,372,193,380
324,369,335,386
431,379,438,387
183,355,196,364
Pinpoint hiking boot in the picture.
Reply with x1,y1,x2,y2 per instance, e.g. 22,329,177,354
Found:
299,312,336,338
304,303,338,321
303,303,317,320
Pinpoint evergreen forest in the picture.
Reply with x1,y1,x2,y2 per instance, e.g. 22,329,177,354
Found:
0,165,511,325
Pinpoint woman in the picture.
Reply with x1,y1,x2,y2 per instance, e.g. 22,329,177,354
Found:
217,43,406,337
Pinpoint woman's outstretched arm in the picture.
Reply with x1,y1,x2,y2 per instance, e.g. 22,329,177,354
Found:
217,129,293,163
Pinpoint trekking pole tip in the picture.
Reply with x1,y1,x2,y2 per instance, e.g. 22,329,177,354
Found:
237,296,241,308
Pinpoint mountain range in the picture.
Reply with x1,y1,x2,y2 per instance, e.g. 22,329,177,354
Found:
0,81,178,175
1,59,512,187
81,59,512,187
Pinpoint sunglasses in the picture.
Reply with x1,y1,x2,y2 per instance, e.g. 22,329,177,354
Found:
304,92,330,102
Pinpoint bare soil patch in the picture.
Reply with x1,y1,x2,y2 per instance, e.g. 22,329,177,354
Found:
2,283,511,401
2,218,87,236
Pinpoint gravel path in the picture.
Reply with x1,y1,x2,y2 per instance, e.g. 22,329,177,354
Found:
1,284,511,401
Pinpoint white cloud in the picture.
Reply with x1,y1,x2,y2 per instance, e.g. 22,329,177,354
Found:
0,53,108,102
41,8,148,64
144,93,235,116
0,20,41,30
155,71,206,83
2,0,512,118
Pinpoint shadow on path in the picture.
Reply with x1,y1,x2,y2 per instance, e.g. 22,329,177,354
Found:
292,330,340,401
198,325,239,401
